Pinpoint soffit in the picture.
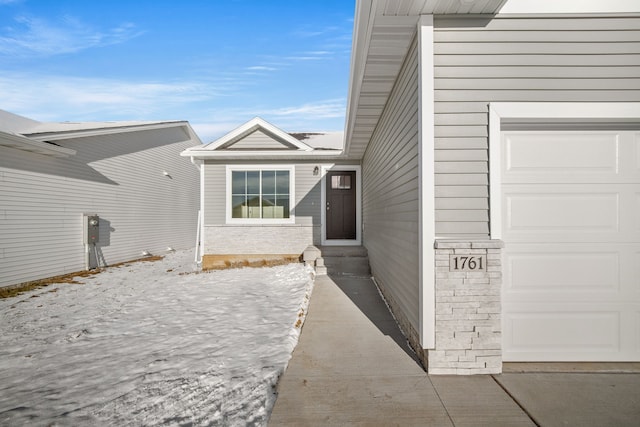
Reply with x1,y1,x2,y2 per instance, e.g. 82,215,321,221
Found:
344,0,508,159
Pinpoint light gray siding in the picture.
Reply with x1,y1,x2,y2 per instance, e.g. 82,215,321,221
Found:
362,35,420,333
220,129,297,150
203,163,226,224
433,15,640,238
0,127,200,287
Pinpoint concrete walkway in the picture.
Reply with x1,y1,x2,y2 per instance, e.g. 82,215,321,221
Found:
269,272,640,426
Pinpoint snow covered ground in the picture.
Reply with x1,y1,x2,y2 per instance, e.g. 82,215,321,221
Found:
0,249,314,426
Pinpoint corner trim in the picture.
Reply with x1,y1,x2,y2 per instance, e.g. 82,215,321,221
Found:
418,15,435,350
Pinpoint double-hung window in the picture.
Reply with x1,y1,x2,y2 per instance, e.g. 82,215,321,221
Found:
227,166,294,223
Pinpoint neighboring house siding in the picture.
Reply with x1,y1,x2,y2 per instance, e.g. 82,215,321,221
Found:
0,128,199,287
433,15,640,238
362,36,420,333
201,161,323,255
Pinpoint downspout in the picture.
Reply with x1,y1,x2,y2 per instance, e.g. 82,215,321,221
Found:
190,157,203,265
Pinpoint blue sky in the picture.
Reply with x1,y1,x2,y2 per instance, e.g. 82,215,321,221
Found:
0,0,354,142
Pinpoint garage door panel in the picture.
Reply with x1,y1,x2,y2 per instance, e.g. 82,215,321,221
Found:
503,131,620,182
505,250,620,294
505,190,619,234
503,309,622,361
504,132,618,174
503,131,640,183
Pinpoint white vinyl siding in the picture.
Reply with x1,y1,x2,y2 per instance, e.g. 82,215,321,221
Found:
0,127,199,287
433,16,640,238
363,35,421,333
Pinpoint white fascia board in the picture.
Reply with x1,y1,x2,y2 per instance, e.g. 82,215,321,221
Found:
0,131,76,157
180,149,344,160
27,121,195,142
343,0,377,156
202,117,313,152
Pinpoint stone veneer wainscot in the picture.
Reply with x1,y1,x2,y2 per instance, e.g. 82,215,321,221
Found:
428,240,503,375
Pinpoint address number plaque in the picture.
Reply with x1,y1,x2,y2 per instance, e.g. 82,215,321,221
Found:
449,255,486,272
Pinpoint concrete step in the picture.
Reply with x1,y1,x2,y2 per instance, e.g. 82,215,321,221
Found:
318,245,368,258
319,246,371,277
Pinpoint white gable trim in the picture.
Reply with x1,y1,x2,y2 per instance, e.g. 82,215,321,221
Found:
203,117,313,152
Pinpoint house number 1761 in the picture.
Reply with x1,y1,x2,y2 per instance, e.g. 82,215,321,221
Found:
449,255,486,272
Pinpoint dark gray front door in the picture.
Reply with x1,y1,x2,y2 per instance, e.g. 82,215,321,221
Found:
326,171,356,240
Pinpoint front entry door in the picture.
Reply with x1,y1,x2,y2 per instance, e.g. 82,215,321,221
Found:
326,171,356,240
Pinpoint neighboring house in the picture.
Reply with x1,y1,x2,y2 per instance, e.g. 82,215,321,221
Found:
0,109,201,288
185,0,640,374
181,117,348,269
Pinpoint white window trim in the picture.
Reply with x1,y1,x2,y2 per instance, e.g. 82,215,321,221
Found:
489,102,640,240
321,164,362,246
225,164,295,225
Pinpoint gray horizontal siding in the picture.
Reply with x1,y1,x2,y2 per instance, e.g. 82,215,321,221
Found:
363,35,420,334
294,164,322,228
222,129,295,150
0,128,199,287
433,15,640,238
203,163,226,224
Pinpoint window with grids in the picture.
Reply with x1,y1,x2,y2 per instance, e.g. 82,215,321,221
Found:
230,169,291,219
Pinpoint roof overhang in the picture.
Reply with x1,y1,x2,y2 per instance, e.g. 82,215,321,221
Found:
198,117,314,151
25,120,198,143
181,116,344,160
344,0,508,158
0,130,76,157
180,149,344,161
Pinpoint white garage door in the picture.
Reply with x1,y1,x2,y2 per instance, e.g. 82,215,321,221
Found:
501,129,640,361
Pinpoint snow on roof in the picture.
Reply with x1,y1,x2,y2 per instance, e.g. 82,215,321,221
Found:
289,131,344,150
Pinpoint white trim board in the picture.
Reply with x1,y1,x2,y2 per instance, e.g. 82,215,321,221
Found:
320,164,362,246
225,164,296,225
418,15,435,350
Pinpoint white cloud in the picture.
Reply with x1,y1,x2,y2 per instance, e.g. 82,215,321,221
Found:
266,99,346,119
0,15,143,56
0,73,216,121
246,65,277,71
0,71,346,143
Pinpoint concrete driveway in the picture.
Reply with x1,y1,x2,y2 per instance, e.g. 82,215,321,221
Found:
270,273,640,426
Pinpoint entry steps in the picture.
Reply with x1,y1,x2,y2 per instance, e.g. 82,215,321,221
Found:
303,245,371,277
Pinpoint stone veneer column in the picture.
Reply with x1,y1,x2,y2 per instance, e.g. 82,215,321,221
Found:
428,240,503,375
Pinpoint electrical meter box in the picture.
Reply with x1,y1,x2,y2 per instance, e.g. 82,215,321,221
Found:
83,214,100,244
